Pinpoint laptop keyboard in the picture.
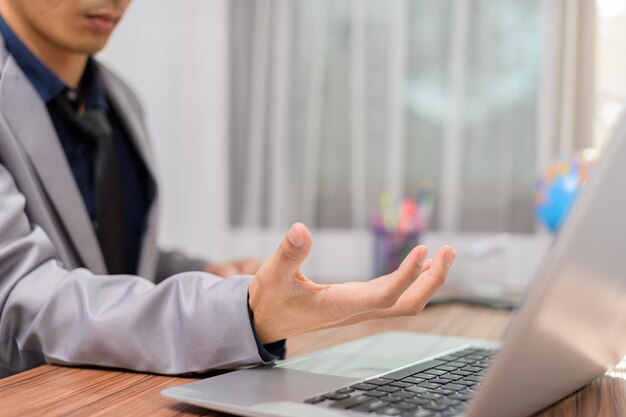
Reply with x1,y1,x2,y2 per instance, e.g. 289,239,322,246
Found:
303,346,497,417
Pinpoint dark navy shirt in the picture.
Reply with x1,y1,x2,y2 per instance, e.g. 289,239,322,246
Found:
0,16,150,274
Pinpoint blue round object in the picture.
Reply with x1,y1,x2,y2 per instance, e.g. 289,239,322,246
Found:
535,150,597,233
535,173,579,232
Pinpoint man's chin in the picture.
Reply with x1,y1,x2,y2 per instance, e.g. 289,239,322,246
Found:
73,39,111,55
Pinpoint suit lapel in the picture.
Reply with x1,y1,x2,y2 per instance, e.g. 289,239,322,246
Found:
0,56,108,274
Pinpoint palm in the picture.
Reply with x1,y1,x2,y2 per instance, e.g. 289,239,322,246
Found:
249,223,455,344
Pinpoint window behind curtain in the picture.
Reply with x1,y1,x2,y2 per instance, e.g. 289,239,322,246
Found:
595,0,626,147
228,0,540,233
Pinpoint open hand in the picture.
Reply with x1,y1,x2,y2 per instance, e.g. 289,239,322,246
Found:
248,223,456,344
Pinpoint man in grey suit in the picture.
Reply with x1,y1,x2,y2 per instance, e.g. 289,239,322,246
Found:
0,0,456,378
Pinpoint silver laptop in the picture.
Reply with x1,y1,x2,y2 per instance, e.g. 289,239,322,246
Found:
162,115,626,417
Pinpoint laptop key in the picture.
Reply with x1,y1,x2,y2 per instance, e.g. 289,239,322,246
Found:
352,382,377,391
366,378,395,386
450,370,472,376
376,406,404,415
416,392,442,400
454,380,477,387
416,382,440,390
434,365,458,371
378,386,402,393
383,360,447,381
445,361,465,368
437,374,461,381
442,383,465,391
325,392,350,401
423,403,449,411
434,398,460,407
381,394,404,403
426,378,451,385
395,401,419,411
449,392,475,401
405,386,430,394
431,388,454,396
303,395,325,404
352,399,390,412
413,373,437,380
329,395,371,409
465,354,487,360
391,381,413,388
459,388,477,394
366,390,390,397
395,390,417,398
402,410,440,417
406,397,431,405
422,369,447,376
402,377,426,384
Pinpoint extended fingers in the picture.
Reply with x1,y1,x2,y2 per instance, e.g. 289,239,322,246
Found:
354,245,429,311
427,245,456,283
409,245,456,302
398,245,429,280
317,245,425,320
321,246,456,328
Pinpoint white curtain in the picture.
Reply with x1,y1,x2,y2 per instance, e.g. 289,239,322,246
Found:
538,0,596,171
228,0,594,234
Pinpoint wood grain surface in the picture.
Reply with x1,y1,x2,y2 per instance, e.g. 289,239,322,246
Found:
0,304,623,417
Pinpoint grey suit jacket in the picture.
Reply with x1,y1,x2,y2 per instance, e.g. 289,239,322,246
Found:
0,36,265,377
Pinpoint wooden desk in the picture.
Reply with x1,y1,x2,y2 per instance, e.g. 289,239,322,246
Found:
0,304,624,416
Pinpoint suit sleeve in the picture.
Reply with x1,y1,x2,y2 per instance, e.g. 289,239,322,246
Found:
0,163,270,377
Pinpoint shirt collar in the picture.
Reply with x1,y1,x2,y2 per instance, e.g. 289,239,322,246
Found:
81,58,108,111
0,15,107,111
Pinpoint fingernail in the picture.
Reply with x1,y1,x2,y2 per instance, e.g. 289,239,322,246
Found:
416,247,428,265
445,248,457,268
288,224,305,248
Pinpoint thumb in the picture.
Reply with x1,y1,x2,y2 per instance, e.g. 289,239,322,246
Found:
272,222,312,273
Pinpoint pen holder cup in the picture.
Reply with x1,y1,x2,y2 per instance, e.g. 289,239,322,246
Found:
373,230,420,276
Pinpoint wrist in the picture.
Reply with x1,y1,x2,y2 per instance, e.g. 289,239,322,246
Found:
248,279,270,344
247,290,285,361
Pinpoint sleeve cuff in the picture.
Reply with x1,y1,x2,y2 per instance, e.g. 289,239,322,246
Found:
247,291,286,362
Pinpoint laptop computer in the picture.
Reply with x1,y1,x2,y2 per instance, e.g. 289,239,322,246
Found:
162,114,626,417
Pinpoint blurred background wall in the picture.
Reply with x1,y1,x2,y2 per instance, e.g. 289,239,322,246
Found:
100,0,231,263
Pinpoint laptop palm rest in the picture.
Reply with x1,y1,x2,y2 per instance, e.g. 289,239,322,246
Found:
162,332,493,414
162,367,357,411
277,331,490,379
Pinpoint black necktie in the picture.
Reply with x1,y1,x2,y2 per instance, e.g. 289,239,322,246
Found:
48,92,129,274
